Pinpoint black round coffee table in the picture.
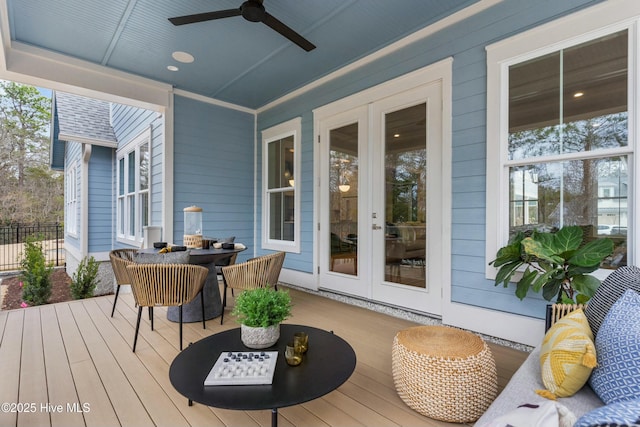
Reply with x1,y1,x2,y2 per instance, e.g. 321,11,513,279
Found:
169,324,356,427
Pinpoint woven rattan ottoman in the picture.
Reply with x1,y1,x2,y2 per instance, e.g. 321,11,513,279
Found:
392,325,498,423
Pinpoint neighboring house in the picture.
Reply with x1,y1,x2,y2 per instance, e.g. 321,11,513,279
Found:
35,0,640,346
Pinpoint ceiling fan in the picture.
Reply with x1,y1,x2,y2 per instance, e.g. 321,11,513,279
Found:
168,0,316,52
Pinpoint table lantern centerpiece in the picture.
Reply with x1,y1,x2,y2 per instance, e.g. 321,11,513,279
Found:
183,205,203,248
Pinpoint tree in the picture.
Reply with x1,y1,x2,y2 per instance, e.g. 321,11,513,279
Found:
0,81,60,224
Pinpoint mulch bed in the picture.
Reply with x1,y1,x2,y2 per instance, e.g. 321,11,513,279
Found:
1,269,74,310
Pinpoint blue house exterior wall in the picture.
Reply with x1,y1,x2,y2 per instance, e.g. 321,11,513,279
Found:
257,0,604,318
87,145,113,253
173,95,255,263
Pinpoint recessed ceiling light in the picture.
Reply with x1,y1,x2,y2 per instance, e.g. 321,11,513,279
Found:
394,133,400,138
167,65,179,72
573,92,584,98
172,51,195,63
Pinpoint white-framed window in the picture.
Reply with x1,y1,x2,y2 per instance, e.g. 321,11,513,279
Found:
486,8,636,279
66,162,78,237
262,117,301,252
117,128,150,245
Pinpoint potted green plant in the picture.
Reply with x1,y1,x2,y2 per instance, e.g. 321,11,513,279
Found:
489,225,614,304
232,287,292,349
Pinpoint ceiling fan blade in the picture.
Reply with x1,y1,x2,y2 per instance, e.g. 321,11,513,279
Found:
262,13,316,52
169,9,241,26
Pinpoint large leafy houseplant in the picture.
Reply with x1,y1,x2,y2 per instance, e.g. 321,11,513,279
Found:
489,226,614,304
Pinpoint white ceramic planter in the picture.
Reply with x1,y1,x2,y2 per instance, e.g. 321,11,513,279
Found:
240,323,280,349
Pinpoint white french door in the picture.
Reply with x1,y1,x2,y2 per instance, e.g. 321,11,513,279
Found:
318,106,370,298
370,83,443,315
317,69,446,316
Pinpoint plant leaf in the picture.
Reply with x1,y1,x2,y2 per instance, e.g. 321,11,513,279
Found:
571,274,600,299
515,268,537,300
531,269,559,293
494,261,523,287
542,279,562,302
522,238,563,265
489,242,522,267
552,226,584,253
568,238,614,267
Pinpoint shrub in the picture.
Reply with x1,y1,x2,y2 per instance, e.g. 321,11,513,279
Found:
70,256,100,299
20,236,53,306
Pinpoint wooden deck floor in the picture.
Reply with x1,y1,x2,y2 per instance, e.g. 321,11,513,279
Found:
0,285,528,427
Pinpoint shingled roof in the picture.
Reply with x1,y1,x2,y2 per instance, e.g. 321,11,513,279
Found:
50,91,118,170
54,92,117,145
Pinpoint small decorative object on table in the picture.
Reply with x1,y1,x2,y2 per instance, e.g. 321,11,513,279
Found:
183,205,203,248
294,331,308,353
232,287,292,349
285,342,303,366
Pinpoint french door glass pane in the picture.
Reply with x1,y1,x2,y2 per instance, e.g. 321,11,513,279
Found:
329,123,358,275
509,156,627,268
384,104,426,287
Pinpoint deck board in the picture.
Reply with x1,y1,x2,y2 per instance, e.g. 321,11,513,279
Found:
40,304,85,427
0,284,528,427
0,310,23,427
55,303,120,427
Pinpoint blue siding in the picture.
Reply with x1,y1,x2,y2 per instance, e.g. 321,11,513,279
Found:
88,145,113,252
173,96,254,262
257,0,604,316
111,103,164,241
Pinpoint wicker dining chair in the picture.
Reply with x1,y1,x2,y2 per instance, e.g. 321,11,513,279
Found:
126,263,208,352
109,248,138,317
219,251,286,325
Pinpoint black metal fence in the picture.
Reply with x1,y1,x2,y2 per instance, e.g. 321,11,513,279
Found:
0,223,65,272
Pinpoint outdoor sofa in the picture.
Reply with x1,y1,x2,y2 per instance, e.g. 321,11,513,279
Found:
476,265,640,427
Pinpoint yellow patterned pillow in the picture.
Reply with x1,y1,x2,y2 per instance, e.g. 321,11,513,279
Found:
537,308,597,400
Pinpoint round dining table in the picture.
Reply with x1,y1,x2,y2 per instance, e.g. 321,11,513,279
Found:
137,245,246,322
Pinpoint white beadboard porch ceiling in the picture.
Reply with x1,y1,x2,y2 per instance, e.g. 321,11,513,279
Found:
5,0,481,109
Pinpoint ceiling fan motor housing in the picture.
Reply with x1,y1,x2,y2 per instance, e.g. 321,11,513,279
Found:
241,1,266,22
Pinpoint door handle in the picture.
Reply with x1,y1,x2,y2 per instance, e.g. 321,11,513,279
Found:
372,224,382,230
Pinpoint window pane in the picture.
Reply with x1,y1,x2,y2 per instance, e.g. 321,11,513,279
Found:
118,198,124,235
128,195,135,236
268,191,294,241
140,191,149,231
128,151,135,193
119,158,124,195
509,156,627,268
267,136,294,189
269,192,283,240
509,30,628,160
140,142,149,191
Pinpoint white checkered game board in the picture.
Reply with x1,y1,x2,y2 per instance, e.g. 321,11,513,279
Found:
204,351,278,386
